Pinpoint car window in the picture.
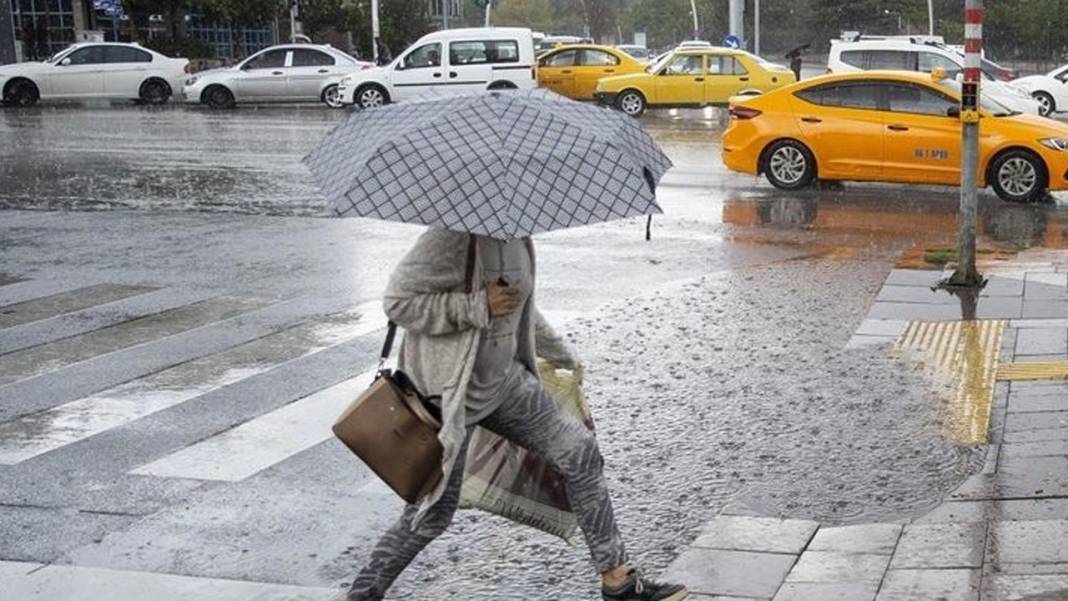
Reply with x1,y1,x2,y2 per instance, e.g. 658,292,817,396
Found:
1055,67,1068,83
840,50,866,69
717,56,747,75
918,52,961,78
796,82,881,110
245,49,288,70
450,40,519,65
663,54,703,75
578,49,619,66
401,42,442,69
292,49,335,67
868,50,914,70
66,45,107,65
104,46,152,63
887,83,958,116
541,49,577,67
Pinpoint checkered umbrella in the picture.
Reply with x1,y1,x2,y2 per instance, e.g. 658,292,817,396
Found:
303,89,672,239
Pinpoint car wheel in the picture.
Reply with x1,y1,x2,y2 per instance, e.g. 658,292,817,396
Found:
990,149,1047,203
487,81,517,91
356,84,389,109
322,84,343,109
763,139,816,190
139,79,171,105
1033,91,1055,116
615,89,646,117
203,85,235,110
3,79,39,107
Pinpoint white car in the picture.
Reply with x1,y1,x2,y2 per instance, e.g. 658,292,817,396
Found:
0,42,189,107
337,28,537,109
182,44,370,109
1012,65,1068,116
828,38,1041,115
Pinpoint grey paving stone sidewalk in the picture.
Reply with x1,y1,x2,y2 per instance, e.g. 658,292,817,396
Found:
666,263,1068,601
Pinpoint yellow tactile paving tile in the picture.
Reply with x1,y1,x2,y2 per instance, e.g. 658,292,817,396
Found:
997,361,1068,382
894,320,1006,445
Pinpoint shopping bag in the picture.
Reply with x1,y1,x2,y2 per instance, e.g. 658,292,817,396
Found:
458,359,594,541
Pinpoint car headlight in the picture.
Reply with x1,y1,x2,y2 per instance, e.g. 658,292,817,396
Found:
185,76,198,86
1039,138,1068,151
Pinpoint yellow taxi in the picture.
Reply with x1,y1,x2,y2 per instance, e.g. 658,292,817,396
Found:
593,48,795,117
536,44,647,100
722,70,1068,202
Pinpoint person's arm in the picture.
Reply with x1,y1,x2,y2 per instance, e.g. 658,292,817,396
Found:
534,308,579,370
382,231,489,336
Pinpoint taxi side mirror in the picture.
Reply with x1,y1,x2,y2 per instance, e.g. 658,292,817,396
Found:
947,106,961,118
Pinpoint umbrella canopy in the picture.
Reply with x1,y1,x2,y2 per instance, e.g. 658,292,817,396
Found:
304,89,672,240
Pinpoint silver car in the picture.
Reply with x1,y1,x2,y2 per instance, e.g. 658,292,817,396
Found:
182,44,371,109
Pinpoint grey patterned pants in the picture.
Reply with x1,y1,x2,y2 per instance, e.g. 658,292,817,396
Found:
347,369,628,601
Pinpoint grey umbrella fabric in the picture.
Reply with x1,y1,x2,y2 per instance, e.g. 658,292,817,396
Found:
304,89,672,240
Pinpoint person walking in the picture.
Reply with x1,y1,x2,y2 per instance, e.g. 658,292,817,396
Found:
345,229,688,601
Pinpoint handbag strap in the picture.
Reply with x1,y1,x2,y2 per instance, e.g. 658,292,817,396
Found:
379,234,478,365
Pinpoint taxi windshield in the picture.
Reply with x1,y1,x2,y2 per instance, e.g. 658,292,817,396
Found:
935,79,1017,117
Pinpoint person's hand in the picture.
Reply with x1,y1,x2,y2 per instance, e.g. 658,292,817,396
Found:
486,280,520,318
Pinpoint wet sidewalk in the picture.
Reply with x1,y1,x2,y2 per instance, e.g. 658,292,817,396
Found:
663,254,1068,601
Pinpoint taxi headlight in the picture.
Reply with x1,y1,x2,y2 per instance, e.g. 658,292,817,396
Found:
595,82,604,92
1039,138,1068,152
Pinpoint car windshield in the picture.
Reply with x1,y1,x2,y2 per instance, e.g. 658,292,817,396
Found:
936,79,1017,116
44,48,74,63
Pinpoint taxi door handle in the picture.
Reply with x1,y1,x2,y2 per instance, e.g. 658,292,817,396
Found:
739,76,750,81
801,116,822,123
603,69,615,73
694,77,705,82
888,124,910,131
433,72,442,78
561,70,572,74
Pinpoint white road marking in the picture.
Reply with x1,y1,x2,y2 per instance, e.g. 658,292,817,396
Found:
0,561,333,601
130,370,378,482
0,303,386,465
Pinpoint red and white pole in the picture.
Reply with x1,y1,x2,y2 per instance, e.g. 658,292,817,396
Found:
950,0,983,287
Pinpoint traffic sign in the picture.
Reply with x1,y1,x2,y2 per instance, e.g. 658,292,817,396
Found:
723,35,741,49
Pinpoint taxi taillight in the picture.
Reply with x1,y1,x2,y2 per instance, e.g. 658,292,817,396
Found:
729,106,762,120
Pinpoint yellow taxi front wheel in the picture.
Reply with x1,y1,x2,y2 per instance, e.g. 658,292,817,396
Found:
762,139,816,190
989,149,1048,203
616,89,646,118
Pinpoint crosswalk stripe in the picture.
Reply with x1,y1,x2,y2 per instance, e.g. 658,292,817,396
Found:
0,296,269,387
130,369,378,482
0,561,333,601
0,283,158,329
0,287,214,355
0,304,386,465
0,278,97,308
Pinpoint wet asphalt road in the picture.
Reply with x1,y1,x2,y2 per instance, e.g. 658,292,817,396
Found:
2,103,1068,599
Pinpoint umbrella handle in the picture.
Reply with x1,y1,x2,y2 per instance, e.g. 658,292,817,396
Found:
645,215,652,241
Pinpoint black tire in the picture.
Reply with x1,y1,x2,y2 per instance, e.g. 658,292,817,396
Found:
487,80,517,90
762,139,817,190
139,79,171,105
203,85,235,110
1033,91,1055,116
989,149,1048,203
321,84,343,108
615,89,646,117
355,84,389,109
2,78,39,107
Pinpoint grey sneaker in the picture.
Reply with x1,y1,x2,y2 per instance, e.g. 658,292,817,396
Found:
602,569,689,601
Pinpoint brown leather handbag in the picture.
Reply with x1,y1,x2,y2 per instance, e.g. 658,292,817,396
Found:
332,323,444,504
332,235,476,504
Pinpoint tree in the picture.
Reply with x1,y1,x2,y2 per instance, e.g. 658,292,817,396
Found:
345,0,430,60
492,0,554,32
299,0,346,41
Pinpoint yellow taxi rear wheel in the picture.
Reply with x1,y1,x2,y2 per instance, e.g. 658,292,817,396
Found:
762,139,816,190
989,149,1048,203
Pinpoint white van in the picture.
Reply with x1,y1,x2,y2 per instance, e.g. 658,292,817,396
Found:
336,28,536,108
827,37,1040,114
